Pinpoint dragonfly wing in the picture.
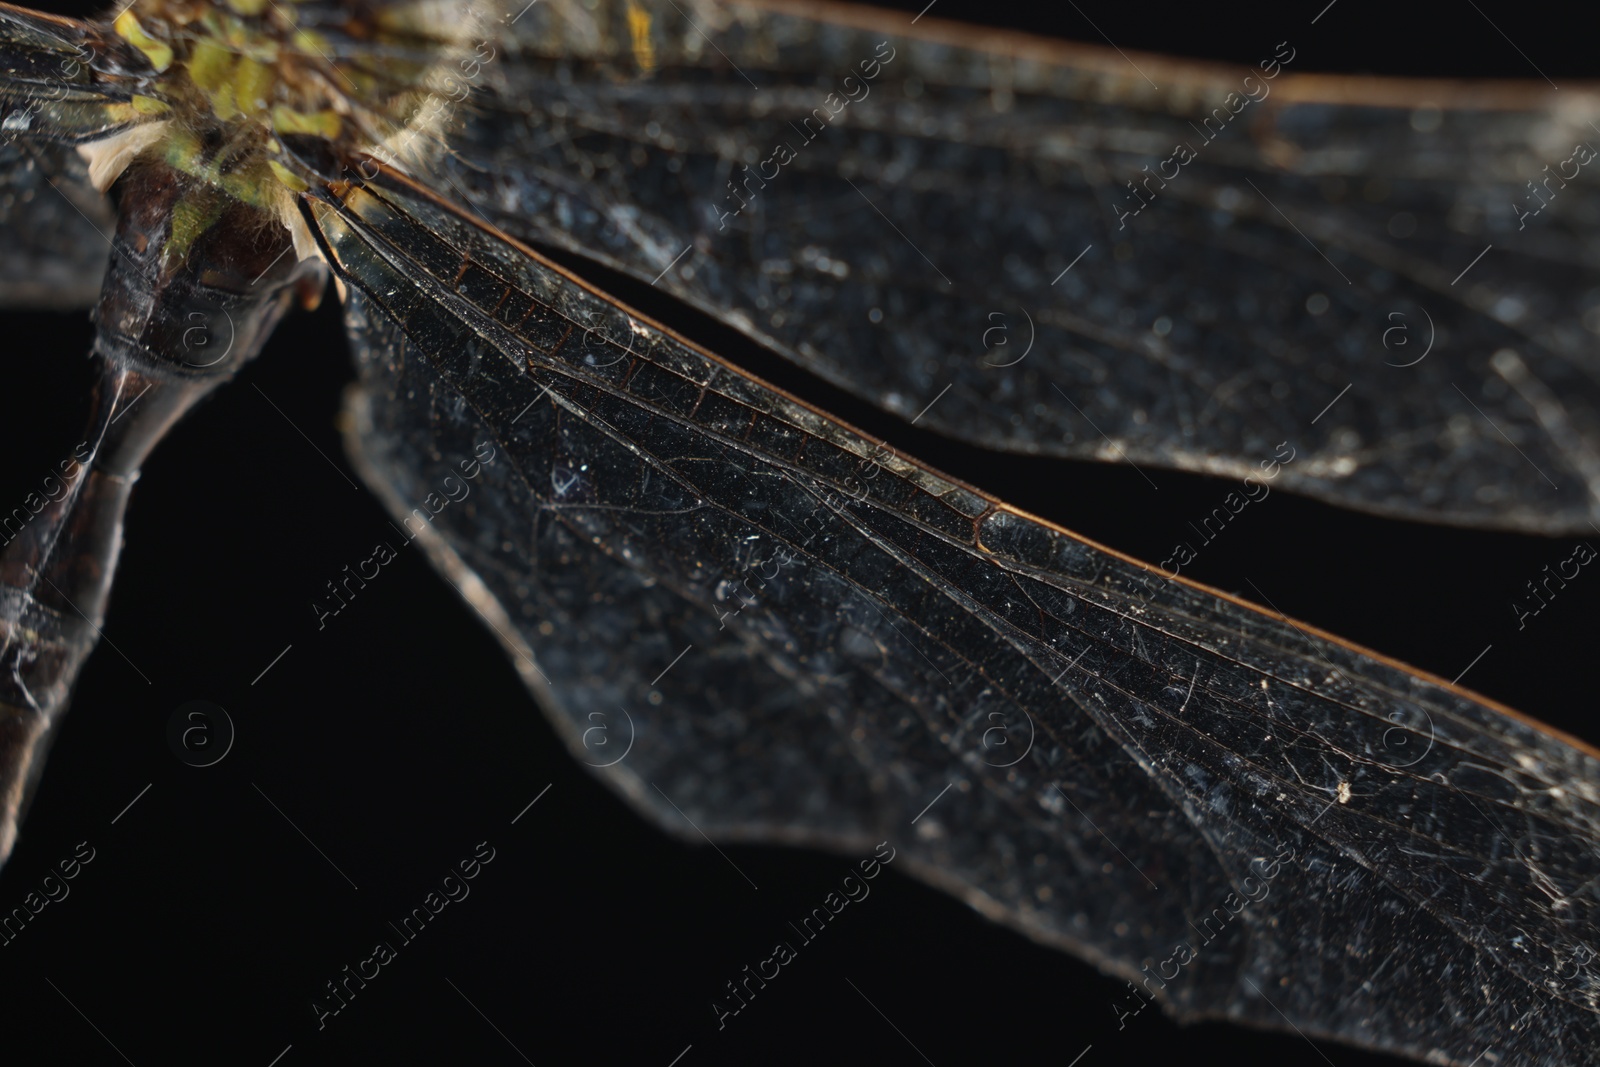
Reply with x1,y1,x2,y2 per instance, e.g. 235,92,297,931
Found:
0,141,110,309
0,2,139,309
434,0,1600,533
312,164,1600,1066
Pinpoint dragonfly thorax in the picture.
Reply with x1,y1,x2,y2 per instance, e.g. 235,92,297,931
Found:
80,0,477,264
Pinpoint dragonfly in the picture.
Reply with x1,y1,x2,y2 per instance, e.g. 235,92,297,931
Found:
1,0,1597,1063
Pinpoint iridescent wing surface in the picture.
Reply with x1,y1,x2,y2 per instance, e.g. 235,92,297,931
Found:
304,159,1600,1066
430,0,1600,533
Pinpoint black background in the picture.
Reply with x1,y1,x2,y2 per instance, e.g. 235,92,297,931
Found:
2,1,1597,1065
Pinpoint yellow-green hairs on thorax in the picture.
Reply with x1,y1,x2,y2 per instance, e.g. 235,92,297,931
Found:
82,0,497,266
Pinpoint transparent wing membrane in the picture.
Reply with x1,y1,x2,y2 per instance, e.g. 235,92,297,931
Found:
435,0,1600,532
311,164,1600,1065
